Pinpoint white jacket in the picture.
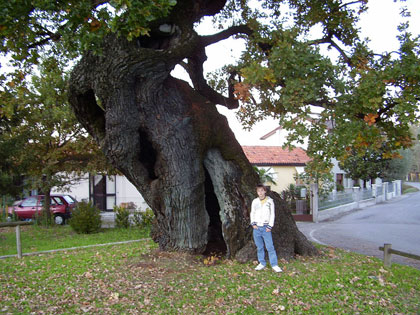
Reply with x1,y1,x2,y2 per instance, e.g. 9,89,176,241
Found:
250,196,275,229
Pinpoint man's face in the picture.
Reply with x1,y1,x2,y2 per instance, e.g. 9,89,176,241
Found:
257,187,266,200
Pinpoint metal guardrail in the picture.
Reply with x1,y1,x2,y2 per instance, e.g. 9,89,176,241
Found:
387,182,394,193
379,243,420,267
0,221,33,258
319,191,354,210
360,188,373,200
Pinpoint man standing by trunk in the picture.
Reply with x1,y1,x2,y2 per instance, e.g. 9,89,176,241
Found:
251,184,282,273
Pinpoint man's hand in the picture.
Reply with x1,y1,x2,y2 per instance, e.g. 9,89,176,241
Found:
252,225,258,229
266,228,271,232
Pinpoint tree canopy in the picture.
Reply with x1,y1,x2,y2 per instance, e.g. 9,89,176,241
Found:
0,55,111,199
1,0,419,178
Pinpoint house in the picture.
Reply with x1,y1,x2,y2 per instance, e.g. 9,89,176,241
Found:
259,127,356,190
52,174,149,212
242,145,311,193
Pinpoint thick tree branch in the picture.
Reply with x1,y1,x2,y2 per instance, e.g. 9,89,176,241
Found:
176,24,254,109
200,25,252,47
183,48,239,109
308,33,353,67
27,27,62,49
327,39,353,66
338,0,367,10
309,99,336,108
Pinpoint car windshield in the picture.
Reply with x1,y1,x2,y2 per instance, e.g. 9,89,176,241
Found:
63,195,76,204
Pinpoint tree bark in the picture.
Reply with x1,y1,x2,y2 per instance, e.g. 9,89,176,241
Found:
68,25,317,260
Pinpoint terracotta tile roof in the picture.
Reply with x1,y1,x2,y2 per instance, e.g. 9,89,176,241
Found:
242,146,310,166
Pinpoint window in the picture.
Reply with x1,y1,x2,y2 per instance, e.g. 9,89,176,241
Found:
63,195,76,204
21,197,38,207
39,196,58,206
89,174,116,211
52,196,63,205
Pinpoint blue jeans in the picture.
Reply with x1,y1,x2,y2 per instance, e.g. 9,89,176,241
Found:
253,226,278,267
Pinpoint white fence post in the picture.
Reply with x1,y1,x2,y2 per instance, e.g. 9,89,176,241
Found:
310,183,319,223
394,180,401,197
352,187,360,208
383,182,388,200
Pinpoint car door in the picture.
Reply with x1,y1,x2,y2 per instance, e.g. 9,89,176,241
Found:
15,196,38,219
50,196,65,214
37,196,61,216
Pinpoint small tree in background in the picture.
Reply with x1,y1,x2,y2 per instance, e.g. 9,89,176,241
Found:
339,147,388,188
382,149,413,181
1,57,113,225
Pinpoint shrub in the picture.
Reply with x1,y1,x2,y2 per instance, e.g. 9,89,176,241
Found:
132,210,142,228
69,201,102,234
336,183,345,192
133,208,155,229
114,205,131,228
119,202,136,210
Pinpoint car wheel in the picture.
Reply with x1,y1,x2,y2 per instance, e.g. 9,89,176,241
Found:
54,214,65,225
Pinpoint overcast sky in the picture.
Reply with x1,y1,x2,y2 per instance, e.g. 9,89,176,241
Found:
172,0,420,147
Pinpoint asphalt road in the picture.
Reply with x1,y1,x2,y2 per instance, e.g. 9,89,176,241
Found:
297,182,420,269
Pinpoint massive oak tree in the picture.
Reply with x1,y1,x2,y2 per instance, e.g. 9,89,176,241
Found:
1,0,419,259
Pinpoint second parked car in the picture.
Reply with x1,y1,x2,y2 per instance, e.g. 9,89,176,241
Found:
8,194,78,225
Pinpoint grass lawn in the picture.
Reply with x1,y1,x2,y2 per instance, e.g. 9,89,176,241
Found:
0,240,419,314
0,225,150,256
402,183,420,194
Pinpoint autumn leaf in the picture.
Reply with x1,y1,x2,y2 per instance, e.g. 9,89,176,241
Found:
382,152,393,159
364,113,378,126
89,19,101,32
233,82,251,101
203,255,219,265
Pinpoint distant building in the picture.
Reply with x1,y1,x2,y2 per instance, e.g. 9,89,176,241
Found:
242,145,310,193
259,127,353,190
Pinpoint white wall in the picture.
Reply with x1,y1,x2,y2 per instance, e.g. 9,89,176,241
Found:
52,174,90,202
115,176,149,210
52,174,150,211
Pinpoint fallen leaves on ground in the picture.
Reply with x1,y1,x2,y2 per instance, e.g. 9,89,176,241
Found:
0,243,419,314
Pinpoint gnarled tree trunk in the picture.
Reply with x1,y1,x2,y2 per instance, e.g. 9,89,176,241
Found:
68,1,317,260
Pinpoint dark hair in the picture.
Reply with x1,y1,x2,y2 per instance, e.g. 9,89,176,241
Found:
256,184,267,191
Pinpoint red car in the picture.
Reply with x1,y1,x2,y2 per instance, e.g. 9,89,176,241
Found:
8,195,77,225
